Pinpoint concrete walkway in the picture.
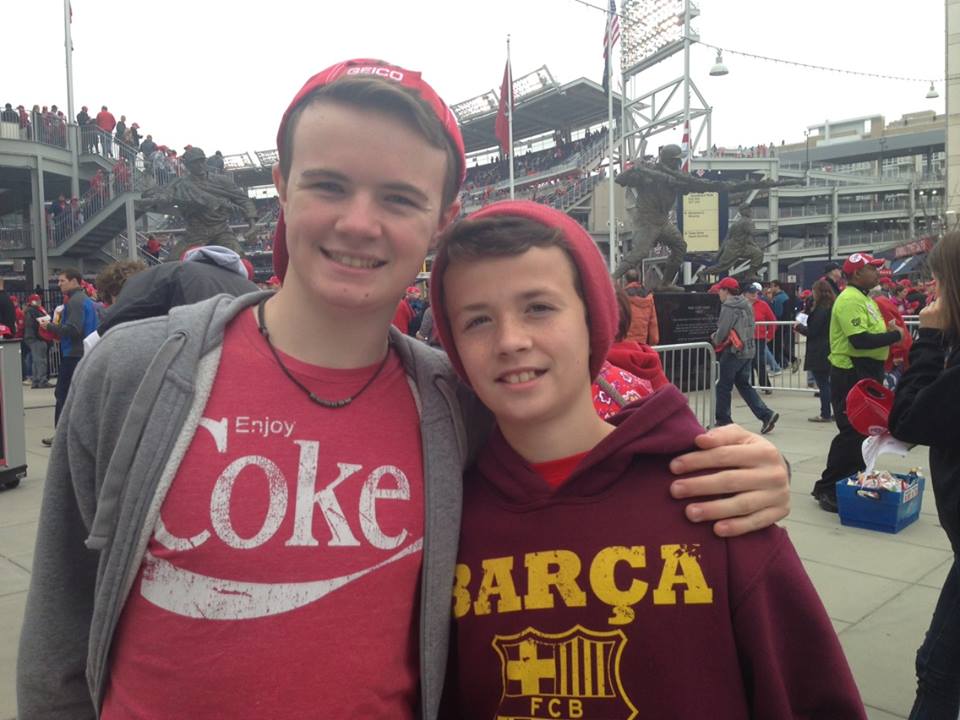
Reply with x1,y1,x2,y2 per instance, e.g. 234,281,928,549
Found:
0,383,949,719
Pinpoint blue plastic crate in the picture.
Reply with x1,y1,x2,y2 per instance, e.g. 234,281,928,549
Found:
836,472,924,534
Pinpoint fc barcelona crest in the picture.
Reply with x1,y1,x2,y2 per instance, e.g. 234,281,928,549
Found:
491,625,637,719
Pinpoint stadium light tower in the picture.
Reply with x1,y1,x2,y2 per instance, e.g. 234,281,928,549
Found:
619,0,711,166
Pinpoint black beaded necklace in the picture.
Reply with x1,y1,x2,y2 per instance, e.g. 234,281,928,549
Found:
256,297,390,409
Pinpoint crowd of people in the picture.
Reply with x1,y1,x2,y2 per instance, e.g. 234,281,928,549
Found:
6,57,959,720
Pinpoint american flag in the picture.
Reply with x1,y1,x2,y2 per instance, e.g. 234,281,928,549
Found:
602,0,620,94
603,0,620,60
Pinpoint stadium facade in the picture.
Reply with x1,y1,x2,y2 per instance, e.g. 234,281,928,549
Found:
0,87,945,288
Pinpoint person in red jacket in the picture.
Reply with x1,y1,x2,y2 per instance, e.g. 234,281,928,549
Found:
95,105,116,157
744,282,777,389
621,268,659,344
430,200,865,719
607,286,670,391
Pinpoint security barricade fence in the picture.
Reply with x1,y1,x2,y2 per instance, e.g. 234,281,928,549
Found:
19,340,61,381
651,342,717,429
47,341,61,378
752,321,815,394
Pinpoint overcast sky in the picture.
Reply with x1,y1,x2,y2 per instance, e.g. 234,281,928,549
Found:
7,0,945,164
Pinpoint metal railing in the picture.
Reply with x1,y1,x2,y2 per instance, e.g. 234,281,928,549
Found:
107,231,164,265
46,153,181,250
838,229,914,247
650,341,717,429
750,321,814,394
755,198,940,221
47,161,131,247
0,111,69,148
552,174,601,212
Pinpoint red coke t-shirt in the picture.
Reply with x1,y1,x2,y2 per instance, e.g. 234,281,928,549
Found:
102,309,425,719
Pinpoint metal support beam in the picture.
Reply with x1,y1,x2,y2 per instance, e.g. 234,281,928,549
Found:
125,198,137,260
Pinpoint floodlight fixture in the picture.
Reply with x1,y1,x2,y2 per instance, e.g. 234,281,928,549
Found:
451,91,499,122
709,50,728,76
926,82,939,99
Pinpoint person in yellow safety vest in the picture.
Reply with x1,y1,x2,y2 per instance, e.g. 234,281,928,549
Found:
811,252,905,512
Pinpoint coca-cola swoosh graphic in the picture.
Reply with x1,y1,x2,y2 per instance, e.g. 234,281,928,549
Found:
140,538,423,620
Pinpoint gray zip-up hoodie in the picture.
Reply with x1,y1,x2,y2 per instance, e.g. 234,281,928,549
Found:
17,291,489,720
711,294,757,360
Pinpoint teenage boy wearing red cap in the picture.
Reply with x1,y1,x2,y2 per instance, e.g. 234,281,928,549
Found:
19,59,790,719
709,276,779,434
430,201,864,719
811,252,906,512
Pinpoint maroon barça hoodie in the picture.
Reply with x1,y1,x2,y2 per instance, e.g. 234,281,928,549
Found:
445,385,865,720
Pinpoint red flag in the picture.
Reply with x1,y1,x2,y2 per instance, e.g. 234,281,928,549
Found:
495,60,512,155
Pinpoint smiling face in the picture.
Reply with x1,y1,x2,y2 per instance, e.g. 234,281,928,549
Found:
444,245,594,433
273,100,458,320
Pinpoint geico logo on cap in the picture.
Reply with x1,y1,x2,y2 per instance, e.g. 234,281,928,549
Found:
346,66,405,82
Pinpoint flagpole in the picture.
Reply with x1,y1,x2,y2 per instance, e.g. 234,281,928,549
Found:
606,11,617,273
507,35,515,200
64,0,75,124
64,0,79,199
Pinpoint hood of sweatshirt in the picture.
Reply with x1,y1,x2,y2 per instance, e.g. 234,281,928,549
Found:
474,384,703,507
723,295,751,312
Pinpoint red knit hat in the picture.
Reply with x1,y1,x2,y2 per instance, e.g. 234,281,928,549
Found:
272,58,466,281
429,200,617,383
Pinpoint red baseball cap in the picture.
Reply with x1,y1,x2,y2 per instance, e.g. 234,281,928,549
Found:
846,378,894,436
879,277,896,287
708,277,740,293
272,58,466,281
897,278,913,287
843,252,885,275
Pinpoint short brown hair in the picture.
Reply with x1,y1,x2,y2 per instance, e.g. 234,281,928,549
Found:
438,215,584,302
95,260,146,305
279,76,460,210
929,233,960,343
59,267,82,282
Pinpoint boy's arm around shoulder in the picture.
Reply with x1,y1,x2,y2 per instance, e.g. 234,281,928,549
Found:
728,528,867,719
17,318,170,719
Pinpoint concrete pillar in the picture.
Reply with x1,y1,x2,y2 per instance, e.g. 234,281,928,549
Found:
947,0,960,230
125,198,137,260
768,159,780,280
831,187,840,258
31,157,49,288
68,124,80,199
909,181,917,237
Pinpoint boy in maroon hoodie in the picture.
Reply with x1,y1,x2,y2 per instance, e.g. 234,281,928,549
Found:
430,200,865,719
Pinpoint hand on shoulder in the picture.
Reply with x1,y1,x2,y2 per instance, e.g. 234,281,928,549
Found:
667,424,790,538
